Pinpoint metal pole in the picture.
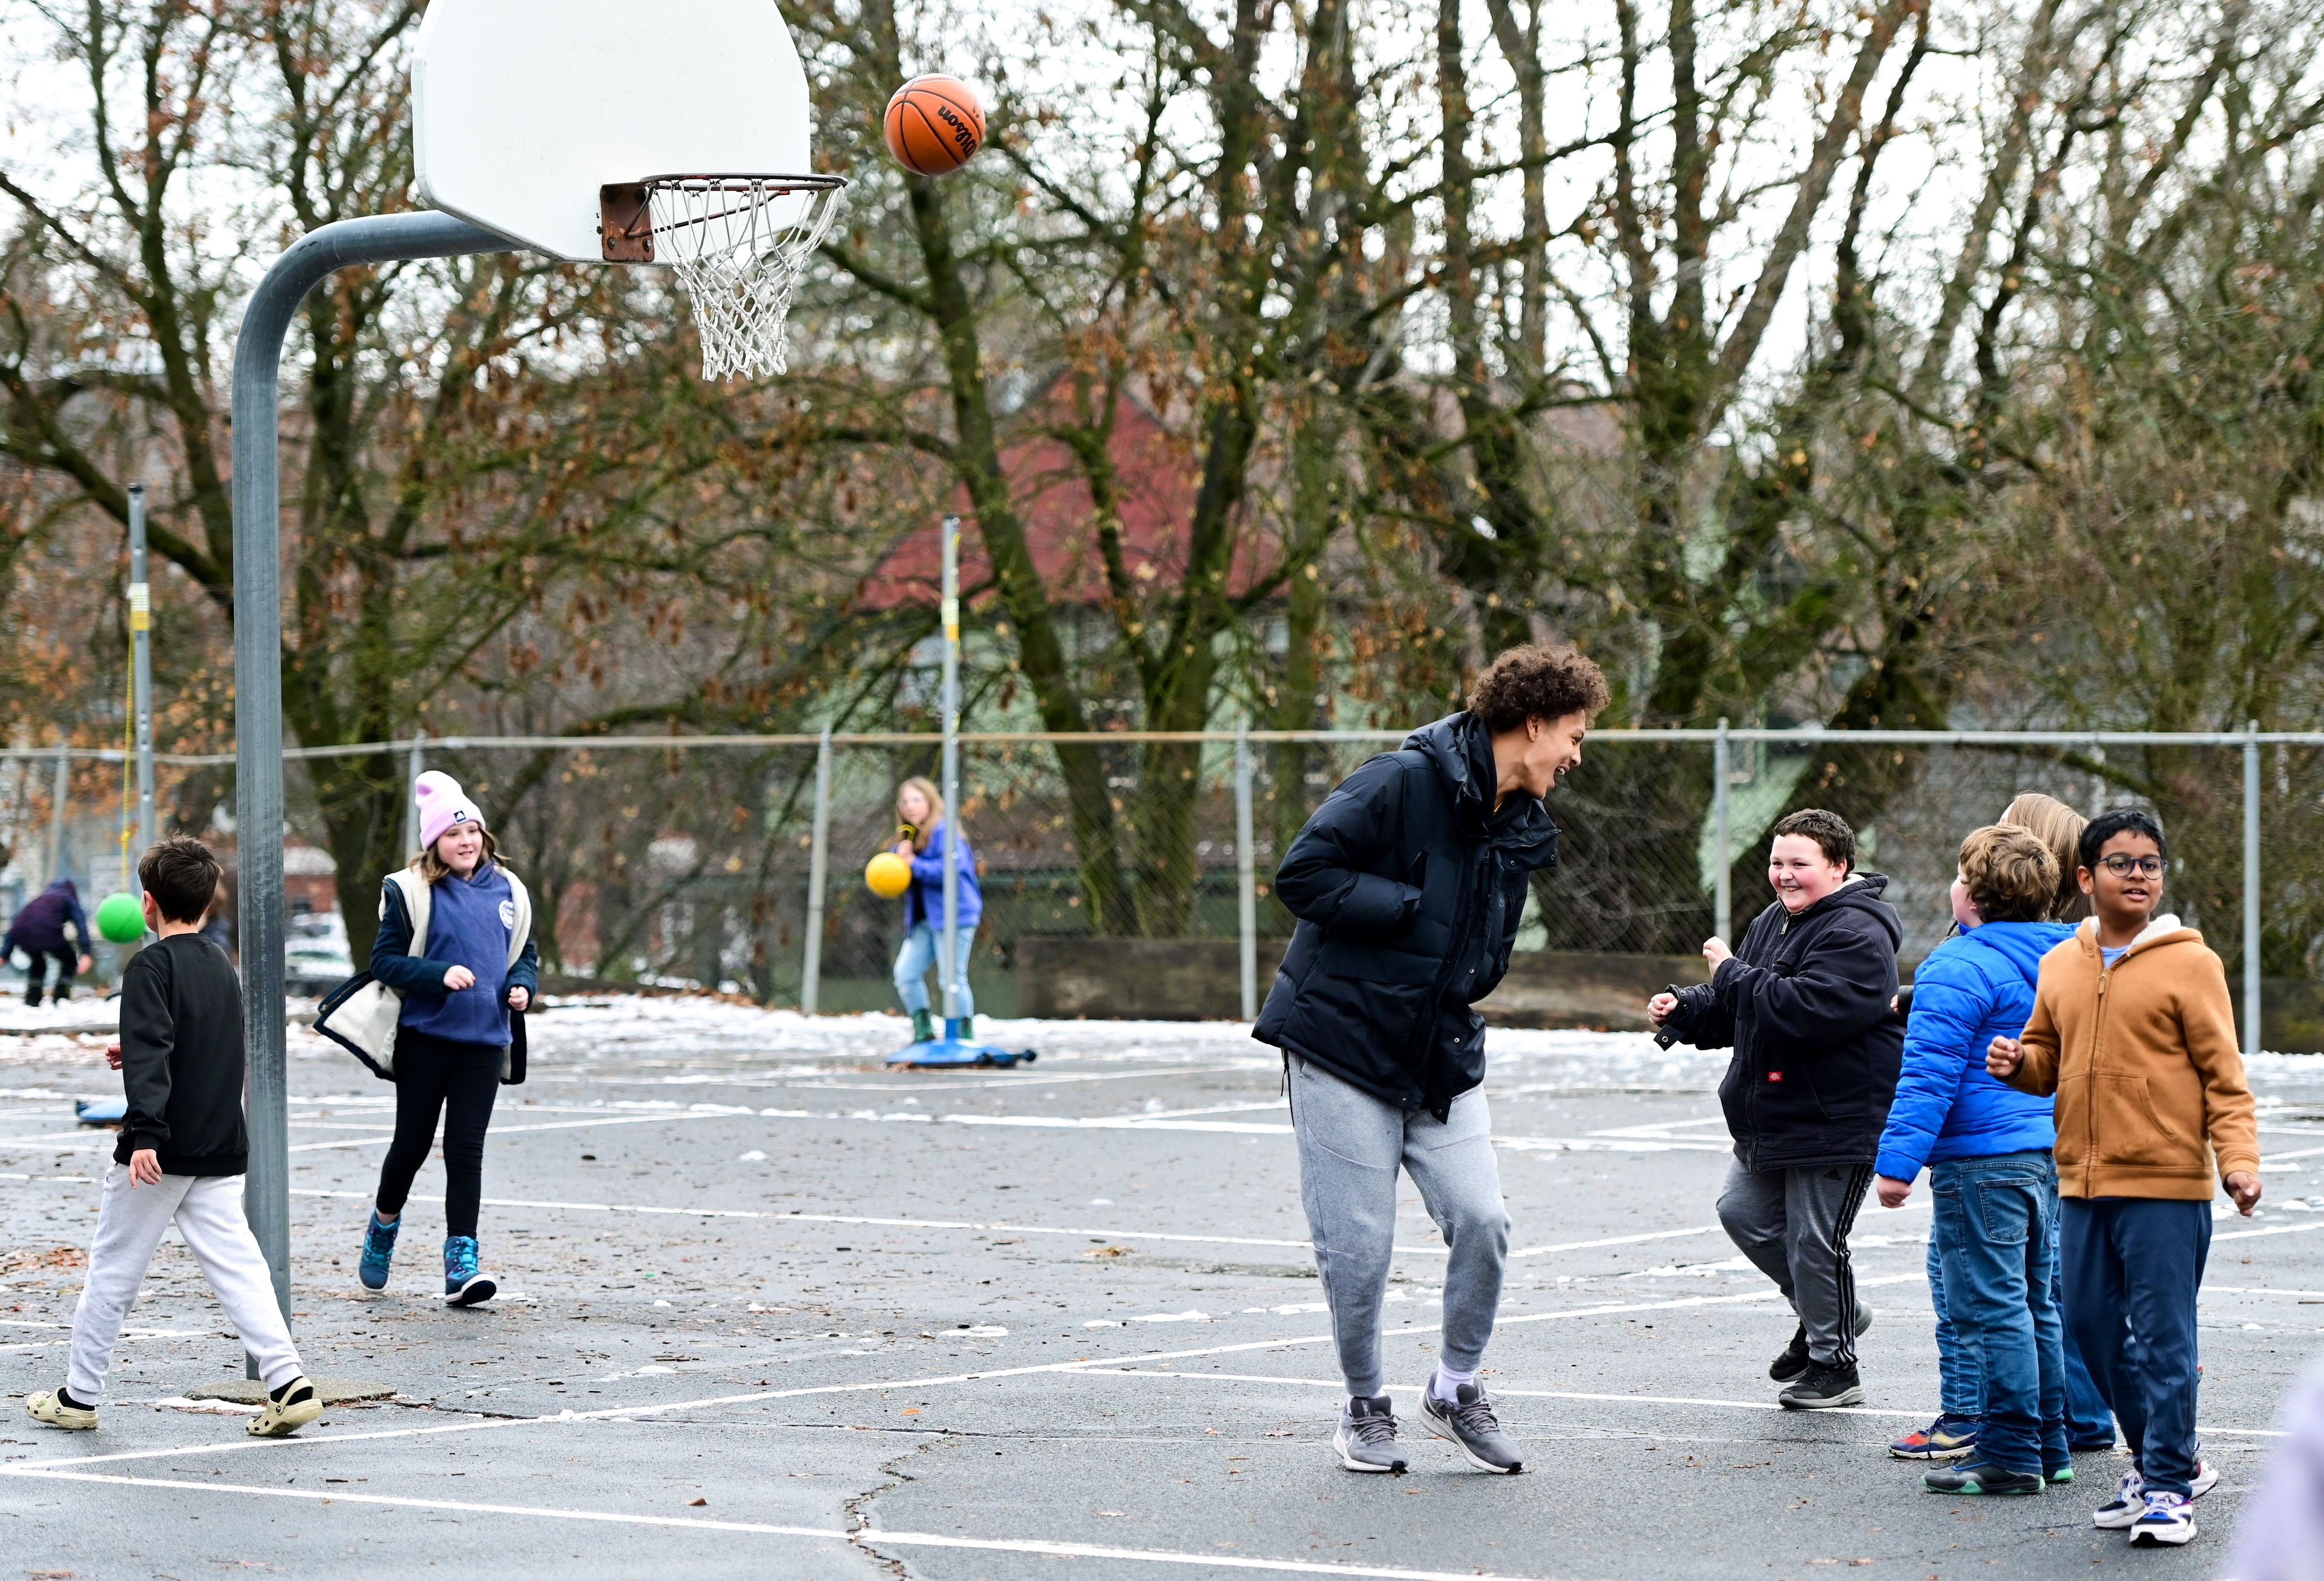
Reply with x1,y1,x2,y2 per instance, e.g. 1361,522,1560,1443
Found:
1235,728,1256,1021
402,733,425,857
2244,720,2263,1053
801,727,833,1013
938,515,962,1029
47,744,68,882
234,214,513,1342
128,487,156,861
1713,718,1732,943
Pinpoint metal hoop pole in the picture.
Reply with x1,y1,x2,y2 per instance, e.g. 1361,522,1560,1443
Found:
939,514,962,1027
234,213,514,1354
129,486,156,862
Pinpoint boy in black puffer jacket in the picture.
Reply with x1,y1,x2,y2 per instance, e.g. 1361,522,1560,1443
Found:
1650,808,1903,1409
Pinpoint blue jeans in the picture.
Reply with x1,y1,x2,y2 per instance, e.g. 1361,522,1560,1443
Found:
2060,1196,2211,1497
893,921,975,1018
1929,1151,2067,1473
1929,1214,2116,1444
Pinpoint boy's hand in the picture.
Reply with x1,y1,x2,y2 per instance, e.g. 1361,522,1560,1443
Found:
1647,992,1678,1027
1875,1174,1913,1209
104,1040,123,1072
507,986,530,1012
444,964,476,992
128,1148,162,1187
1701,937,1733,971
2225,1171,2262,1216
1986,1036,2024,1078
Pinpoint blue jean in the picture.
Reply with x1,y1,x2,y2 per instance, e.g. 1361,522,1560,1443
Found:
1929,1151,2067,1473
2060,1196,2211,1497
1929,1214,2116,1444
893,921,975,1018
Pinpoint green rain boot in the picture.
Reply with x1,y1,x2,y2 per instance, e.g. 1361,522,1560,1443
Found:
910,1009,936,1043
960,1013,977,1043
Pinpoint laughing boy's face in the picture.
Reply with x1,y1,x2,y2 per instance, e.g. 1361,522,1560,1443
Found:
2079,830,2165,928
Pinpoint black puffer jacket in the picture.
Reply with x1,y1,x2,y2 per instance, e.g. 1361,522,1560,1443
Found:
1253,713,1560,1118
1660,875,1905,1171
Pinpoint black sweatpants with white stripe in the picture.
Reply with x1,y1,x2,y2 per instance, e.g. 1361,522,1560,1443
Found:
1716,1160,1874,1366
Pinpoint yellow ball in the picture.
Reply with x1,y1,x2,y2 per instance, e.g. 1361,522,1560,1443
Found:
865,851,913,899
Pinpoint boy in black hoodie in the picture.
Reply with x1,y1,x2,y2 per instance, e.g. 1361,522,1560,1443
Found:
25,837,323,1438
1650,809,1904,1409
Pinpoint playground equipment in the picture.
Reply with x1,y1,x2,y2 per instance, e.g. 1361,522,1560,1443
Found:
94,483,159,947
886,514,1034,1070
231,0,851,1347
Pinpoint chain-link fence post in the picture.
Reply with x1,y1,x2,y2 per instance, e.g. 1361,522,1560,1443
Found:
802,726,833,1014
1713,718,1732,943
1235,728,1256,1021
2245,720,2262,1051
47,743,68,882
402,733,425,859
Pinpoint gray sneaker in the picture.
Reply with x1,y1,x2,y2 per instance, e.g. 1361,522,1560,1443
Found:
1333,1393,1408,1473
1420,1380,1525,1473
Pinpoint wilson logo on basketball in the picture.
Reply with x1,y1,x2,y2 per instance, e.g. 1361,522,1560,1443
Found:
935,105,977,154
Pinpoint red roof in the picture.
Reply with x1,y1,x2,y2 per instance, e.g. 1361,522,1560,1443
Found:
856,389,1271,609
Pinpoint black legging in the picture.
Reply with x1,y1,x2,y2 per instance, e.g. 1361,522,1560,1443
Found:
373,1026,502,1240
24,947,76,1003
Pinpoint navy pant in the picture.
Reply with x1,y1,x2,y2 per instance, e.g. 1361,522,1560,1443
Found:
1929,1151,2067,1473
2059,1197,2211,1496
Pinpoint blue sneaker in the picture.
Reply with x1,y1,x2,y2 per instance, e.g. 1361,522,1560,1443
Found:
444,1235,496,1306
1889,1413,1980,1460
359,1211,399,1291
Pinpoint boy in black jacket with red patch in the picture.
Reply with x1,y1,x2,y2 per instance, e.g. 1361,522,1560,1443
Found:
24,837,323,1439
1650,808,1903,1409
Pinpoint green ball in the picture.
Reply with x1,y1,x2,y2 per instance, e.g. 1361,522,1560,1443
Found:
94,891,146,944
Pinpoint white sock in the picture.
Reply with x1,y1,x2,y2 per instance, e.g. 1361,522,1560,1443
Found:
1430,1365,1476,1401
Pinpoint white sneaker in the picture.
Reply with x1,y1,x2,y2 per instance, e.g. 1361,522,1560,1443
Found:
2190,1458,2219,1499
2128,1490,2196,1547
2092,1467,2144,1529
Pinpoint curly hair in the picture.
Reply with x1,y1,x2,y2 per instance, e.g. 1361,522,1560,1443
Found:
1466,643,1610,733
1958,824,2059,925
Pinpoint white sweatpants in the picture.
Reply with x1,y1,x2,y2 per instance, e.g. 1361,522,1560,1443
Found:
66,1165,303,1401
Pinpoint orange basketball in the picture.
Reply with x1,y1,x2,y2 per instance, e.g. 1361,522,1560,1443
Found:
884,75,985,176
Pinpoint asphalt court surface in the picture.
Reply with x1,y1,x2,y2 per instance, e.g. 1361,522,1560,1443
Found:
5,995,2324,1579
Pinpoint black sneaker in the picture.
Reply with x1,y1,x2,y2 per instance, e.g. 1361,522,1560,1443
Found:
1770,1326,1811,1383
1779,1359,1863,1409
1923,1458,2045,1496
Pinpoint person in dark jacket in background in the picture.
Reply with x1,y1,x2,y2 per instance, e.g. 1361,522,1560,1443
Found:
24,837,323,1439
4,877,93,1006
1650,808,1903,1410
356,771,539,1308
1256,643,1608,1477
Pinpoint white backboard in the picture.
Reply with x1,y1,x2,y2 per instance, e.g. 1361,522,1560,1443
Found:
414,0,815,263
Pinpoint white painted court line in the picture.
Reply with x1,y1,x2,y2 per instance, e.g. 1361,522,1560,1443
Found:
0,1470,1557,1581
1077,1370,2286,1439
0,1283,1928,1476
286,1185,1388,1256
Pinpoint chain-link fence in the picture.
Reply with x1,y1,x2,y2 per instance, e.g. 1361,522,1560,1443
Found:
2,728,2319,1045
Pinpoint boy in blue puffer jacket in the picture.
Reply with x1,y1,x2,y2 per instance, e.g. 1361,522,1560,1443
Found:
1873,825,2076,1496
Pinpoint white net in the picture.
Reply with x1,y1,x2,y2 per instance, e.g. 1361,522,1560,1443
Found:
644,176,846,382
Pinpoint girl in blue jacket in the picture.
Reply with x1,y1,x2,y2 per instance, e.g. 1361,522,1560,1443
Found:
1873,826,2075,1493
890,776,981,1043
358,773,539,1306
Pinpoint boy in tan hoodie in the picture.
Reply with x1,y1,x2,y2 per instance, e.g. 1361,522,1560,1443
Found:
1988,808,2260,1548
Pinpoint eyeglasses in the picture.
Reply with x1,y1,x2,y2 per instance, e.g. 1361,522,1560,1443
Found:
2093,854,2165,879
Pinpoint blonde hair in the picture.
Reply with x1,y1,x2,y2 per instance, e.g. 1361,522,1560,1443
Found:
896,777,944,854
410,822,508,885
1998,792,2090,922
1958,825,2059,924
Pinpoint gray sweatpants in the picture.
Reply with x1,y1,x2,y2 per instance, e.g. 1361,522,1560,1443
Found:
1716,1158,1874,1366
1288,1056,1510,1399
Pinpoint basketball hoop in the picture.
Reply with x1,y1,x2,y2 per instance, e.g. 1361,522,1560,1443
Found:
600,174,847,381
